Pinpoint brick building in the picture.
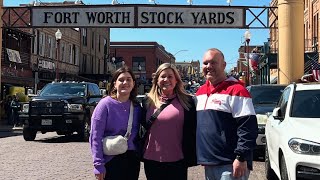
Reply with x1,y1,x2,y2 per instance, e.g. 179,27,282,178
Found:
109,42,174,84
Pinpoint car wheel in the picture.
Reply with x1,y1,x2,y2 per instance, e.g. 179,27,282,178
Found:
78,117,90,142
265,144,277,180
280,155,289,180
23,126,37,141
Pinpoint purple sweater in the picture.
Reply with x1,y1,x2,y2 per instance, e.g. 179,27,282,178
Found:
89,96,141,174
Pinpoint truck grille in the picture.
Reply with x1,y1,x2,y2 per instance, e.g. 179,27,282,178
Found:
30,101,65,115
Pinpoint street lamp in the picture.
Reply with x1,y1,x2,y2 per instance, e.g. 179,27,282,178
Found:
172,49,188,64
55,29,62,82
244,29,251,86
121,60,125,67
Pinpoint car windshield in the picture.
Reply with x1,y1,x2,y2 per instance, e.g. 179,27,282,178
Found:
250,86,285,105
291,90,320,118
40,83,86,96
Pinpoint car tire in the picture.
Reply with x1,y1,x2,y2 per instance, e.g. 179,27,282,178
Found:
23,126,37,141
78,117,90,142
280,155,289,180
265,144,277,180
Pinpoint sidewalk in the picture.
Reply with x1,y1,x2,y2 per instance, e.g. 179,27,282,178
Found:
0,119,23,132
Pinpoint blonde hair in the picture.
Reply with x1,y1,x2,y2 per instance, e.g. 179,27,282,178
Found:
147,63,191,110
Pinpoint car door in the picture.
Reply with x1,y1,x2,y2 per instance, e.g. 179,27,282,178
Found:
268,87,291,167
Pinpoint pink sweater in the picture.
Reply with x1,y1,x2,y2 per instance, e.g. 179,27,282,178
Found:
143,98,185,162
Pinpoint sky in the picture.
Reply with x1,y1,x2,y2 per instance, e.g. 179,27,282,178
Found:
4,0,271,71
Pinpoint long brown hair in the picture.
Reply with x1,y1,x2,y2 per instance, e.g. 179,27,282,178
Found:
147,63,191,110
108,66,138,102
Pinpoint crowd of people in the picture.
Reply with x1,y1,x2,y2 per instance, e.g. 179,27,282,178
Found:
89,48,258,180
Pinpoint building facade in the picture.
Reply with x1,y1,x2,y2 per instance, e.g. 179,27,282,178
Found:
109,41,174,84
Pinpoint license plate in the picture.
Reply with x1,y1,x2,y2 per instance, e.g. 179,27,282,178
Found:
41,119,52,125
66,119,72,124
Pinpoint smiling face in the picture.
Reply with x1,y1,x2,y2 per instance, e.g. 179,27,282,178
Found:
157,68,177,96
202,49,227,85
114,72,134,96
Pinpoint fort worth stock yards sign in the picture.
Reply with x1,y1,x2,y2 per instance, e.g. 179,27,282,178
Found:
31,5,245,28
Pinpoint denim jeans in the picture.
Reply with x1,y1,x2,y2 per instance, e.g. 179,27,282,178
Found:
204,164,250,180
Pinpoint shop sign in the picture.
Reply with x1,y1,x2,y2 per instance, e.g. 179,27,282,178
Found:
32,5,244,28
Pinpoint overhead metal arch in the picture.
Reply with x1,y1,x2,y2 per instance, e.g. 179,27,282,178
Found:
1,4,277,29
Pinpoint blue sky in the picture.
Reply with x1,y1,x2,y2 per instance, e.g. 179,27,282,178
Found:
5,0,271,71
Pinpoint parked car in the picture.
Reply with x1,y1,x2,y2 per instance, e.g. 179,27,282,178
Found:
22,81,102,141
265,83,320,180
247,84,287,153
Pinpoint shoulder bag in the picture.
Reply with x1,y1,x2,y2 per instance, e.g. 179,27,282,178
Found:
102,102,134,156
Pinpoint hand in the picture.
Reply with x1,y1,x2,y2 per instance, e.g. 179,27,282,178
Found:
95,173,105,180
232,159,248,178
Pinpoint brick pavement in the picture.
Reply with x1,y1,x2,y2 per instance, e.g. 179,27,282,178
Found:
0,132,266,180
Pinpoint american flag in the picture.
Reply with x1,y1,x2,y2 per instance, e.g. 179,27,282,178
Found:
311,60,320,82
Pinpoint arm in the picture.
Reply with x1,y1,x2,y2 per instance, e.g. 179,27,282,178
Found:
89,98,109,175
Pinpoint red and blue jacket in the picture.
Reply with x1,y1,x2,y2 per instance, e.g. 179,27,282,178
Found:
195,77,258,170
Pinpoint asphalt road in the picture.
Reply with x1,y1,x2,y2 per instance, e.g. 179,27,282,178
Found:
0,131,266,180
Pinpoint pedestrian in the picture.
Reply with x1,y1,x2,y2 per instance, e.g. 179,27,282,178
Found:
196,48,258,180
89,66,142,180
141,63,197,180
11,95,21,127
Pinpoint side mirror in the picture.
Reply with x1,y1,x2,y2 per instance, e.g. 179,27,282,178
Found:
27,88,34,95
272,107,281,119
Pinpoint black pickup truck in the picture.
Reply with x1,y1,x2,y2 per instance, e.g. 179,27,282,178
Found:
22,81,102,141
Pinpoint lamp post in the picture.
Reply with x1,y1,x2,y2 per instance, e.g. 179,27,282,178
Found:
172,49,188,64
121,60,125,67
244,29,251,86
55,29,62,82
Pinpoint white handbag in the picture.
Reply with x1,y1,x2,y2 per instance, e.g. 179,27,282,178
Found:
102,102,134,156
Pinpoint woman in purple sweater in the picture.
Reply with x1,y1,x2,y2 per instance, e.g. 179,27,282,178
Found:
90,67,142,180
141,63,197,180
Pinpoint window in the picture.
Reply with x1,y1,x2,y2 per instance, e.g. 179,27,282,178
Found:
33,29,38,54
39,32,45,56
91,31,94,49
69,44,73,64
82,28,87,46
61,42,65,62
82,54,87,73
48,36,54,58
277,87,291,118
132,57,146,71
98,35,101,52
292,90,320,118
75,46,79,65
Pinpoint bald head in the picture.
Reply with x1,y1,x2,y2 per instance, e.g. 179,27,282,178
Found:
202,48,227,85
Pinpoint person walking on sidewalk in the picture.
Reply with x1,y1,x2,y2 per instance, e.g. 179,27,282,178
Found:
10,95,21,127
196,48,258,180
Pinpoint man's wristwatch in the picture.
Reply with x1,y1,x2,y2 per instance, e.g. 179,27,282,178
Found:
235,155,246,162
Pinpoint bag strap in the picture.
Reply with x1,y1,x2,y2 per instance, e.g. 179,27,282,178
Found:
124,102,134,138
145,98,173,130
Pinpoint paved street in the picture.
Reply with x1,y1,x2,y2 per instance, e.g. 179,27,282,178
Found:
0,132,266,180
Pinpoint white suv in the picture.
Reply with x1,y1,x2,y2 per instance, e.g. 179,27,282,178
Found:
265,83,320,180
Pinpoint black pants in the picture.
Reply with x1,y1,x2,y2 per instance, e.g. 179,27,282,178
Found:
104,150,140,180
144,159,187,180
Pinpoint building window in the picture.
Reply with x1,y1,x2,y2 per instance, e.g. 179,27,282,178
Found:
39,32,45,56
82,28,87,46
132,57,146,71
33,29,38,54
82,54,87,73
92,31,94,49
75,46,79,65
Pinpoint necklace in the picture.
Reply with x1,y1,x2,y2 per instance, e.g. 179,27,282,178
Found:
118,101,128,111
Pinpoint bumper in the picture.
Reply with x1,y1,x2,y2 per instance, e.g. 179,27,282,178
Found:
285,149,320,180
25,113,85,132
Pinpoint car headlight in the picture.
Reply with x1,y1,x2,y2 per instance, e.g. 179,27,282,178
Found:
22,104,29,113
66,104,83,112
256,114,268,125
288,138,320,155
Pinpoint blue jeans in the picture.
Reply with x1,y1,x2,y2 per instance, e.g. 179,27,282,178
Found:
204,164,250,180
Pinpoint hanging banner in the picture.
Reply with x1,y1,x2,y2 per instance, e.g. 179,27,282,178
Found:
32,5,245,28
